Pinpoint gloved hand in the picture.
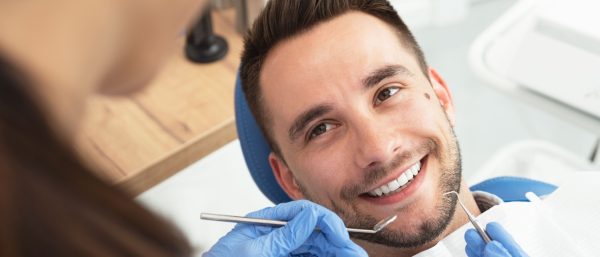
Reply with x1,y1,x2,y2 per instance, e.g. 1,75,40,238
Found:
203,200,367,257
464,222,529,257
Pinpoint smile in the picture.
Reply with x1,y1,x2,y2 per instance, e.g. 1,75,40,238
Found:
367,161,421,197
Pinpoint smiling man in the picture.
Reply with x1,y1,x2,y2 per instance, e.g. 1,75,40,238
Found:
240,0,483,256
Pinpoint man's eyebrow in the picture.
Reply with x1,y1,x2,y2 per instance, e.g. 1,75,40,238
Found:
362,64,414,90
288,104,333,142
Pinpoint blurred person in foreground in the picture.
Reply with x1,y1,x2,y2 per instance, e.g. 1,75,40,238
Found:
0,0,365,256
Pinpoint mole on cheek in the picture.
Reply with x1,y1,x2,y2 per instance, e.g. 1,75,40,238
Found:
424,93,431,100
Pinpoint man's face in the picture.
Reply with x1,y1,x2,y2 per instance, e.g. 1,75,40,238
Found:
260,12,461,247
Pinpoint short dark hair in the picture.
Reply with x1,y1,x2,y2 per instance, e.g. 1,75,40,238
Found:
240,0,428,155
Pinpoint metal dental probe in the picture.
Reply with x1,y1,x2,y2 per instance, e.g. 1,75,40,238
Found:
443,191,492,243
200,212,398,234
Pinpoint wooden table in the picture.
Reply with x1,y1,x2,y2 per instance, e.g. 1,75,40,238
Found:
76,9,242,195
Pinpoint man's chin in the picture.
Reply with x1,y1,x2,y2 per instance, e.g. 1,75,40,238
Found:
349,210,454,249
346,188,458,249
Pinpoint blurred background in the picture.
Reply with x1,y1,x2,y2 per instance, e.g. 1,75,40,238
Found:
128,0,599,255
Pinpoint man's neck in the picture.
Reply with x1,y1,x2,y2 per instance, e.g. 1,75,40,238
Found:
354,182,480,257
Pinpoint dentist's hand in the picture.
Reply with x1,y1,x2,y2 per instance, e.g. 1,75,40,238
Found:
465,222,529,257
203,200,367,257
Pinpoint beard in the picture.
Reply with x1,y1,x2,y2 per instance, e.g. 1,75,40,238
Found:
298,127,463,248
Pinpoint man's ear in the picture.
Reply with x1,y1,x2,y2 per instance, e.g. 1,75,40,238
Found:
429,68,456,126
269,152,305,200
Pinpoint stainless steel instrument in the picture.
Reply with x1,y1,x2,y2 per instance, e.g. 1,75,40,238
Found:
200,212,397,234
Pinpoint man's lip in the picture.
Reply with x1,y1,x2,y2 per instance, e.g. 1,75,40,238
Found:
358,155,429,205
364,156,426,194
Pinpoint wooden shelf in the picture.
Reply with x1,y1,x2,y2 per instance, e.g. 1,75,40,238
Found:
76,9,242,195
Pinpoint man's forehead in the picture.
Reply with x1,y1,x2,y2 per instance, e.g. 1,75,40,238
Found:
261,12,416,83
259,11,421,139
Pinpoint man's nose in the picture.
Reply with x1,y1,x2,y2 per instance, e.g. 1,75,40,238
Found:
352,117,399,169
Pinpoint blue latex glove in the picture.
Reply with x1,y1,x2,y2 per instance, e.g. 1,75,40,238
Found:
465,222,529,257
203,200,367,257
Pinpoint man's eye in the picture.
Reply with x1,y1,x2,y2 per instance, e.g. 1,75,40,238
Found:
374,86,400,105
307,123,336,141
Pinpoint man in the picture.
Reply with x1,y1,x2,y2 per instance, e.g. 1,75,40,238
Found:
237,0,527,256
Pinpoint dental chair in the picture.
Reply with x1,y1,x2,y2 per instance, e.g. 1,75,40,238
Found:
234,76,557,204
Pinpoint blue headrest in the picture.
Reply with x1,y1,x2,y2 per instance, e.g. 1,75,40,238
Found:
235,74,292,204
470,176,557,202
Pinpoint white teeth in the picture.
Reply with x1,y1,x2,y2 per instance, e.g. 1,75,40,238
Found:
387,180,401,192
405,169,414,180
368,161,422,197
381,185,391,194
397,173,408,186
412,168,419,176
411,162,421,176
